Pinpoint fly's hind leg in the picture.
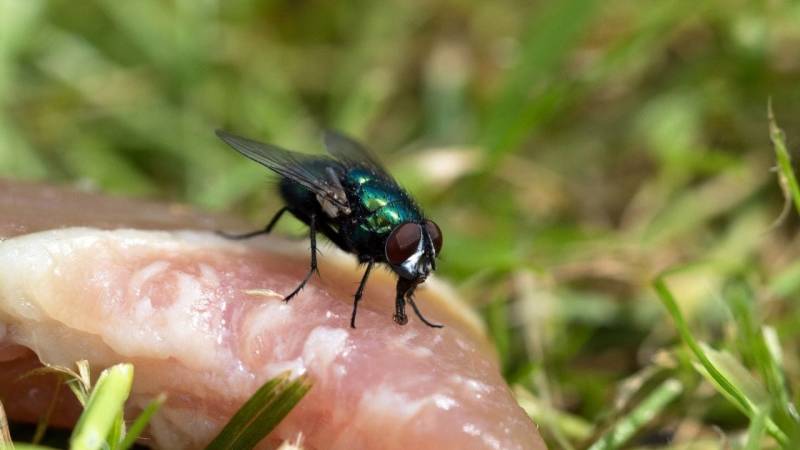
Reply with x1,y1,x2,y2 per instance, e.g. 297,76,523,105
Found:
284,213,319,301
217,207,288,240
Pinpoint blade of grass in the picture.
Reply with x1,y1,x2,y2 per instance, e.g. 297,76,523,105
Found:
654,277,789,447
119,393,166,450
513,385,592,442
586,378,683,450
0,401,12,449
21,361,92,406
726,281,799,436
656,277,750,407
74,360,93,404
768,100,800,216
70,364,134,450
694,343,768,408
745,410,767,450
106,411,125,450
8,445,57,450
763,326,800,429
31,378,62,444
204,372,312,450
769,259,800,298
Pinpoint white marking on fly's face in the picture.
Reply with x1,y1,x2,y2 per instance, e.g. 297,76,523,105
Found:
400,235,426,276
427,229,437,259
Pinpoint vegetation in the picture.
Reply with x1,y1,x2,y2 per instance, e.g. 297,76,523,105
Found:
4,0,800,448
0,362,309,450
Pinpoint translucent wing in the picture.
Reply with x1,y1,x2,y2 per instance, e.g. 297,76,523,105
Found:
322,130,394,182
216,130,350,212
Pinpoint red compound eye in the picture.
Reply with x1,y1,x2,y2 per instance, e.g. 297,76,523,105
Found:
386,223,422,265
423,220,442,254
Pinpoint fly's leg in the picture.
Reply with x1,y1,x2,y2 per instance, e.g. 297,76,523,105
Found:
284,213,318,301
393,279,410,325
217,207,288,240
350,259,375,328
407,293,444,328
394,296,408,325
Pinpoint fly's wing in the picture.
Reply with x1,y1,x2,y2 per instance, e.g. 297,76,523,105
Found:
322,129,424,215
322,130,394,182
216,130,350,212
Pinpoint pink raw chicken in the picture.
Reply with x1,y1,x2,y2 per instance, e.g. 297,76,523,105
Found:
0,180,545,449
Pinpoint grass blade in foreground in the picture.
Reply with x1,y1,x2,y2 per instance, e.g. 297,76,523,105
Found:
0,401,12,449
205,372,312,450
653,277,789,447
586,378,682,450
70,364,134,450
23,361,92,406
8,442,58,450
8,446,57,450
31,380,61,445
746,410,767,450
119,393,166,450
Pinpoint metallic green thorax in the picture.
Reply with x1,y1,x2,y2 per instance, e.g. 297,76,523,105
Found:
345,168,421,242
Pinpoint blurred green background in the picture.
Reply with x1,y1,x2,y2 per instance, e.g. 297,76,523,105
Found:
4,0,800,448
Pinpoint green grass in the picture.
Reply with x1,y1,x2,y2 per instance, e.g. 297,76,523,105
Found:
4,0,800,448
2,362,309,450
5,361,159,450
205,372,312,450
655,277,789,447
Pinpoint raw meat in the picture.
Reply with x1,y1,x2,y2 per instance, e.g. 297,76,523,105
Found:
0,180,544,449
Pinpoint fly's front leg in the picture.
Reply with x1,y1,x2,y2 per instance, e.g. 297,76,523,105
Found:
284,213,319,301
393,278,411,325
407,287,444,329
350,259,375,328
394,297,408,325
218,207,288,240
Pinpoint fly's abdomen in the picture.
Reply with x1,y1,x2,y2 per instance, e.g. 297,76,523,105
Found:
279,178,319,218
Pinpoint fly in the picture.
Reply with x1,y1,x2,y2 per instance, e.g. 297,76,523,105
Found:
215,129,444,329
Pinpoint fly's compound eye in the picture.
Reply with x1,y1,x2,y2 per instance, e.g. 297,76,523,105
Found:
423,220,443,254
386,222,422,265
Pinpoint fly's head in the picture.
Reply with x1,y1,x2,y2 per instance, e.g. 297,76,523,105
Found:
384,220,443,284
